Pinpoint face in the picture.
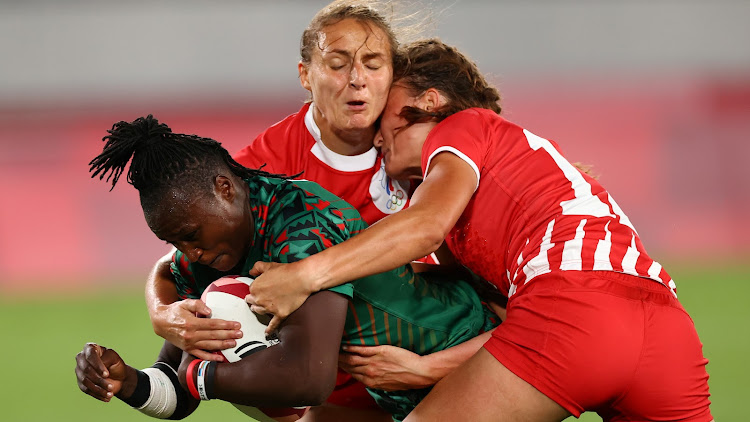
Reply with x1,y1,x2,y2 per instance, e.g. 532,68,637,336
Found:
299,18,393,138
146,178,253,272
376,84,438,180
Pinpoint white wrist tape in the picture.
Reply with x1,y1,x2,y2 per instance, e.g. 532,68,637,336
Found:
138,366,178,419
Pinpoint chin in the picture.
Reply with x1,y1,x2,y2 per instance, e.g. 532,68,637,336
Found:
346,115,376,130
213,255,238,272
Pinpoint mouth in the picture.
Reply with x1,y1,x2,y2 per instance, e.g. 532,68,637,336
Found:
203,254,220,268
347,100,367,111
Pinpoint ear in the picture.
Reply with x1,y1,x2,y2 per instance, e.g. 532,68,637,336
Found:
214,175,236,202
418,88,443,112
299,61,311,91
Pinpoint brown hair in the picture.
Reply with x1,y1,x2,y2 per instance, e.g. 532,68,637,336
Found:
300,0,400,65
394,38,502,124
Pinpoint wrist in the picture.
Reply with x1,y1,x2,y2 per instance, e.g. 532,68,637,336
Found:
297,258,328,293
116,365,140,400
420,353,450,384
150,304,171,336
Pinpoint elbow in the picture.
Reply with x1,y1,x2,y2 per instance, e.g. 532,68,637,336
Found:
287,363,337,405
416,221,449,257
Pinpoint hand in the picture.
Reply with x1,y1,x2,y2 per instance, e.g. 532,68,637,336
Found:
152,299,243,361
245,261,316,334
75,343,132,402
338,345,437,391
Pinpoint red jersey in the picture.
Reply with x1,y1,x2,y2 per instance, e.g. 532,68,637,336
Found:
234,103,410,226
421,108,675,299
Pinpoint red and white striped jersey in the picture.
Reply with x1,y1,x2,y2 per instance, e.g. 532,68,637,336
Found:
421,108,675,299
233,103,411,226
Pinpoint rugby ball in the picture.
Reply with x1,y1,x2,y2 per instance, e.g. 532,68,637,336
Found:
200,276,278,363
202,276,307,420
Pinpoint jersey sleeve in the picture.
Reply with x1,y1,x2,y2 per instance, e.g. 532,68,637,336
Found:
232,108,306,176
170,250,201,300
170,250,225,300
263,186,356,299
233,132,281,172
421,109,489,190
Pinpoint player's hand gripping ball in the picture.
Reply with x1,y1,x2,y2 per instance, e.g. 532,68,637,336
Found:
200,276,278,362
201,276,307,421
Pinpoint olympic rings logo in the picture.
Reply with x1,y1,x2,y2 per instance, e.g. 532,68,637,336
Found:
386,190,405,210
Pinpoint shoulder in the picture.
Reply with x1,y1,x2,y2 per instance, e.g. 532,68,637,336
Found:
233,104,312,169
258,103,311,138
438,108,507,131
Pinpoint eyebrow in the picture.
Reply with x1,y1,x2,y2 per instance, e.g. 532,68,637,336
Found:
326,48,385,60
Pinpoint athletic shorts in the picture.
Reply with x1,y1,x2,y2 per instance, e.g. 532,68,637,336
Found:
483,270,712,422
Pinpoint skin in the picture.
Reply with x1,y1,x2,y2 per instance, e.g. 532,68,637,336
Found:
241,82,571,420
145,17,394,362
404,349,570,422
245,85,472,330
146,177,254,273
77,172,351,412
299,18,393,156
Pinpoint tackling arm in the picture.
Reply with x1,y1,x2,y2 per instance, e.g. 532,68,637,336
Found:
146,250,242,360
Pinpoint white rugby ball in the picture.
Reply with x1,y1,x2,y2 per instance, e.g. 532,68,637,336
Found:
202,276,307,420
200,276,278,363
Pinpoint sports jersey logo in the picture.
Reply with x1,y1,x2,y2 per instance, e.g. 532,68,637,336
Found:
370,161,410,214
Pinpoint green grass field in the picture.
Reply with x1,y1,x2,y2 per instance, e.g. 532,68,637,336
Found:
1,261,745,421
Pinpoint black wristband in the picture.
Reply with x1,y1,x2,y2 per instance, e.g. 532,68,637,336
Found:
204,361,217,400
120,369,150,408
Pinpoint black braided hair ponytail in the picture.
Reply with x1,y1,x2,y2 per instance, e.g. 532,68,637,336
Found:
89,115,287,210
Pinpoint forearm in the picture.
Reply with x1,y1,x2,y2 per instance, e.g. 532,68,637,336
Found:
186,291,347,407
212,324,333,406
303,205,446,292
145,250,179,318
421,330,494,382
302,160,474,293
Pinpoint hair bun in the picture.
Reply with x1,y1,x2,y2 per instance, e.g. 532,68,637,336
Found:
122,114,172,142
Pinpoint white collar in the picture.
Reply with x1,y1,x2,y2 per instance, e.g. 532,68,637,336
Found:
304,103,378,172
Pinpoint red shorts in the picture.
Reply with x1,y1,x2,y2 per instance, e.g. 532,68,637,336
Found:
324,369,381,410
484,270,712,422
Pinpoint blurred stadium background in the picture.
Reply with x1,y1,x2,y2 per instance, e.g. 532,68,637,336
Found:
0,1,747,420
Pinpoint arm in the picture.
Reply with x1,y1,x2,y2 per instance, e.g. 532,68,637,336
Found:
179,290,349,407
248,153,478,328
338,329,495,391
146,250,242,361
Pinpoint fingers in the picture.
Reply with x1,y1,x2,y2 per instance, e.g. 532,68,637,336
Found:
265,315,283,335
75,344,114,401
340,344,382,356
247,301,269,314
180,299,213,318
248,261,274,277
338,352,371,368
188,348,225,362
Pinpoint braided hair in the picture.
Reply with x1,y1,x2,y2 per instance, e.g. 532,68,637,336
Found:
393,39,502,124
89,115,284,212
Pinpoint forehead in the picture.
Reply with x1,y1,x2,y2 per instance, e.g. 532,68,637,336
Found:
385,84,414,110
317,18,390,58
145,190,210,237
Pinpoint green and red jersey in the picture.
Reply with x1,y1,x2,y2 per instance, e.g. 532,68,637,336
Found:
171,176,497,420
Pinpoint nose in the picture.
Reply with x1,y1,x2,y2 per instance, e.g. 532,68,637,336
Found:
373,129,384,147
349,63,365,89
181,245,204,263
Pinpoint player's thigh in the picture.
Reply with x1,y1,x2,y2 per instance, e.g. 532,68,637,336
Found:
301,403,392,422
404,348,570,422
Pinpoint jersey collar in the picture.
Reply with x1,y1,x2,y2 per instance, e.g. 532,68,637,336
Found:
305,103,378,172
